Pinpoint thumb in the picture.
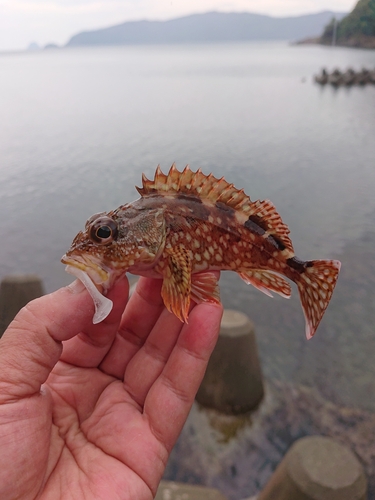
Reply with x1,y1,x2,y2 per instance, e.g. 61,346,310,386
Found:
0,281,96,403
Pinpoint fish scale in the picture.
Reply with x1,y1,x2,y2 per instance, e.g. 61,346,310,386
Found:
62,164,341,339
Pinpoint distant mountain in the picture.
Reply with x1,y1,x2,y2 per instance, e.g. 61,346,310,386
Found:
66,11,347,47
321,0,375,48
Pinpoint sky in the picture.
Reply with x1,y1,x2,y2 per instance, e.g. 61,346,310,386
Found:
0,0,357,52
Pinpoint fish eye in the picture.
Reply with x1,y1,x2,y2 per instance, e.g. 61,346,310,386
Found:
89,216,118,245
96,225,112,239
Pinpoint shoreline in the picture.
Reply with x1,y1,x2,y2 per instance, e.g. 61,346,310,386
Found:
294,35,375,49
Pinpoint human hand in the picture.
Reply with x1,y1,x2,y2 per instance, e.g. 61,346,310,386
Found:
0,275,222,500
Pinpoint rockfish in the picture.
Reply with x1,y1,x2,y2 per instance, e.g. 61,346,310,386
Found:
62,165,341,339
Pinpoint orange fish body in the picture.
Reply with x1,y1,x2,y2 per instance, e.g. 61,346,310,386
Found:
62,165,340,339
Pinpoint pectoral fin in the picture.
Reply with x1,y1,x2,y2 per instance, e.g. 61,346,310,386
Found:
159,245,191,322
238,269,291,299
191,272,221,305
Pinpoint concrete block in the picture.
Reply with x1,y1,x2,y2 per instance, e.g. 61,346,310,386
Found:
196,309,264,414
155,480,228,499
0,275,44,336
258,436,367,500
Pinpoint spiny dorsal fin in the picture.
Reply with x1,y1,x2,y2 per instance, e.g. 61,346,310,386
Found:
136,165,293,252
136,164,251,208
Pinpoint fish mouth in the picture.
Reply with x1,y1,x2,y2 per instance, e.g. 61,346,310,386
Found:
61,253,119,324
61,254,111,288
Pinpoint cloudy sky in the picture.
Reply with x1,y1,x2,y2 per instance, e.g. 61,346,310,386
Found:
0,0,356,51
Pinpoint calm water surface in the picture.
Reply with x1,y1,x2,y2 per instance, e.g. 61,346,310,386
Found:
1,42,375,411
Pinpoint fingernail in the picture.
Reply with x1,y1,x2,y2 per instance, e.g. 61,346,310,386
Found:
67,279,86,294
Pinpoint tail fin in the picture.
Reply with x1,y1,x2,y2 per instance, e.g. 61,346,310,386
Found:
296,259,341,339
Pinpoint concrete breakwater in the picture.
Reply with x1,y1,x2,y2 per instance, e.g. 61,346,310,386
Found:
0,275,371,499
314,67,375,86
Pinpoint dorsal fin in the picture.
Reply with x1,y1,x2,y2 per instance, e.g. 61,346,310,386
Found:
136,164,252,208
136,164,293,252
247,199,294,253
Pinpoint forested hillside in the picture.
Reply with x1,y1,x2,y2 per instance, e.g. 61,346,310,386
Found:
321,0,375,48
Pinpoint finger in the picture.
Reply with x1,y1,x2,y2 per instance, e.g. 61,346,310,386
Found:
144,301,223,450
0,281,99,402
99,277,164,378
121,308,184,408
60,276,129,368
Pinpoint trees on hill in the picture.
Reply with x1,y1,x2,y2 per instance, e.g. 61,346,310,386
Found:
321,0,375,48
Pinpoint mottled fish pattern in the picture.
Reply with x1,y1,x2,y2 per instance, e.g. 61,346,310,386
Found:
62,165,341,339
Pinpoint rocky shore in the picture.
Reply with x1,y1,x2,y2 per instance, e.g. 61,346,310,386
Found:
165,379,375,499
294,35,375,49
321,34,375,49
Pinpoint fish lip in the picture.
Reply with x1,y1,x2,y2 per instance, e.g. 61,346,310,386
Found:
61,254,110,286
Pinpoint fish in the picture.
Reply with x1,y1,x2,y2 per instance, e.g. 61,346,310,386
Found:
62,164,341,339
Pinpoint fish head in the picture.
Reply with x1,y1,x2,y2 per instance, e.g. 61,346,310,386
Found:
61,204,166,291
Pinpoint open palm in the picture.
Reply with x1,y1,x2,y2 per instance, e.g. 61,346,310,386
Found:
0,276,222,500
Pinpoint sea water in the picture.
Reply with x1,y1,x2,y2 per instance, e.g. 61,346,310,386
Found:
1,41,375,410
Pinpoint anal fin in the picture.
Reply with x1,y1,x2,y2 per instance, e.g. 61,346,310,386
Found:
238,269,291,299
191,272,221,305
